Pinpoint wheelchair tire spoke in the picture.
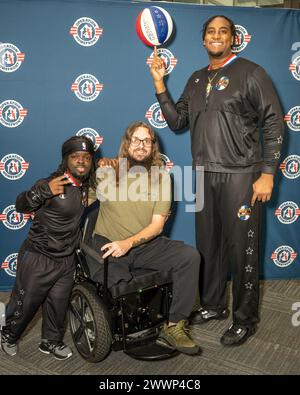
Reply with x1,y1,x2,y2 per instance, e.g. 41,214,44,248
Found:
70,299,84,324
83,328,94,353
73,324,85,343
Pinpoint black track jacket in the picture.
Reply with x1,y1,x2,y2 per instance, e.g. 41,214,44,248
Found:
16,179,84,259
156,57,284,174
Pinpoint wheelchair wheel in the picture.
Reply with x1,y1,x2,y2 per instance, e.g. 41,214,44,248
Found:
69,283,112,362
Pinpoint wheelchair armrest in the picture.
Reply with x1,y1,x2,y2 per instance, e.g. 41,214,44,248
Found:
79,242,109,300
80,242,104,264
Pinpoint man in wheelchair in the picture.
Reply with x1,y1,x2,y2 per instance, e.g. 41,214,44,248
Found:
86,121,201,356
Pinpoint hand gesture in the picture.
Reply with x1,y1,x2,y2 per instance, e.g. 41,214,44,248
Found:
251,173,274,206
48,175,71,196
150,46,166,82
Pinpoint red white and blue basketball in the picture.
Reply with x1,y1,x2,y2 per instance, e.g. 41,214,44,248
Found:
136,6,173,47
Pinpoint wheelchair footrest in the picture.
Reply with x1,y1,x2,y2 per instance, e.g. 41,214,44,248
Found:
124,336,179,361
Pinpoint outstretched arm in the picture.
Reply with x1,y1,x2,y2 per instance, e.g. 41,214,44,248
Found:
15,176,71,213
150,46,190,131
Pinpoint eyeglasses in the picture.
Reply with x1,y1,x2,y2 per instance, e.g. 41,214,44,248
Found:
130,136,153,147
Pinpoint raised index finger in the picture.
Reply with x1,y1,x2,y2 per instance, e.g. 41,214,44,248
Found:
154,45,158,57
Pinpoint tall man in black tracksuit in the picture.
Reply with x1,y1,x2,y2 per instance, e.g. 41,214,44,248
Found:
1,136,95,359
150,15,284,346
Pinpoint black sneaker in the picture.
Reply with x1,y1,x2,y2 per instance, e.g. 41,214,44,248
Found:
190,307,229,325
220,323,256,346
39,340,72,360
1,332,18,356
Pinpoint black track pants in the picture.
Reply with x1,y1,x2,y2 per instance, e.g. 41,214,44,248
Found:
5,245,75,343
196,172,262,327
92,235,200,323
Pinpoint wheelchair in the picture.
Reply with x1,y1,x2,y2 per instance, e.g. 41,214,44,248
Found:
68,204,178,362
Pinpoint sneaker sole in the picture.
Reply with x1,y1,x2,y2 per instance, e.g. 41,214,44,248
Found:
54,353,72,361
39,347,50,355
156,337,200,355
1,348,17,356
1,344,18,356
220,327,256,347
39,346,72,360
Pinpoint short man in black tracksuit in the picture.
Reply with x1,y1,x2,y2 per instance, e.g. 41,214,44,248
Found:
1,136,95,359
150,15,284,345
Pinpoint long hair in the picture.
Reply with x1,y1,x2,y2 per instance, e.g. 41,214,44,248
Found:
202,15,237,47
115,121,163,184
49,136,97,206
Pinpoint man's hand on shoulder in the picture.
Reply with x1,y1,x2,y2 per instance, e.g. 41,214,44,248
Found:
97,157,118,168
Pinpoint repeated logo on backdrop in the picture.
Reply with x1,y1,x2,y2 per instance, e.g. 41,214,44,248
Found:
0,43,25,72
0,205,31,230
280,155,300,179
284,106,300,132
0,100,28,128
71,74,103,101
70,17,103,47
275,202,300,224
289,56,300,81
160,154,174,172
0,154,29,180
146,48,178,76
145,102,167,129
232,25,252,53
271,246,297,268
1,253,18,277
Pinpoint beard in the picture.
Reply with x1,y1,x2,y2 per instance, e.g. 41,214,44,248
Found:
207,49,225,58
128,153,153,172
70,170,90,182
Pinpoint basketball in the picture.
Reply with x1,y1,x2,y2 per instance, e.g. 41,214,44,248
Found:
135,6,173,47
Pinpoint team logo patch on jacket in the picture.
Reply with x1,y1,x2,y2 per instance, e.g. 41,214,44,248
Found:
237,205,251,220
215,76,229,91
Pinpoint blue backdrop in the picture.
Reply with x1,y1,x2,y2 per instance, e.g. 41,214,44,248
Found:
1,0,300,291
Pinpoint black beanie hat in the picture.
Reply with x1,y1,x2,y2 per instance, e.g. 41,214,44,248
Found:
61,136,94,158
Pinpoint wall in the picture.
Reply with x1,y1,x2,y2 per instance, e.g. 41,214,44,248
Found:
0,0,299,290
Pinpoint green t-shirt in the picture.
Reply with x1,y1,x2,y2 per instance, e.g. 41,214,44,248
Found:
90,167,171,241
